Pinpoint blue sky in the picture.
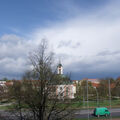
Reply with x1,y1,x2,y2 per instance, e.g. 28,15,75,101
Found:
1,0,120,80
0,0,108,34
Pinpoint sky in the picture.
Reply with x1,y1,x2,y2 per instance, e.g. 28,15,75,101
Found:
0,0,120,80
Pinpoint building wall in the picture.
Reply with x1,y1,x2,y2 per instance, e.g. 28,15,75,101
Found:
0,81,6,86
56,84,76,99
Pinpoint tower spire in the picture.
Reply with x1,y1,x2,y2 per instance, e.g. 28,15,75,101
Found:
57,59,63,75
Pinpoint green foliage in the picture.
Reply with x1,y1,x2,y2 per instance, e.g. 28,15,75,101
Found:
76,80,97,101
1,77,8,81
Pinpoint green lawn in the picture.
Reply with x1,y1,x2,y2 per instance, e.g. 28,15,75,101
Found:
69,99,120,109
0,99,120,110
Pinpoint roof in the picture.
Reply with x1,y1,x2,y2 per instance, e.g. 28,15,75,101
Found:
110,83,115,89
58,63,62,67
87,79,100,83
91,83,99,88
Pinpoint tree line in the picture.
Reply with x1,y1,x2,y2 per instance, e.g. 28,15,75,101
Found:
76,77,120,101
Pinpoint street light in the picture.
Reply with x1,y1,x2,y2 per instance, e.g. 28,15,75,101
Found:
81,86,85,108
94,87,99,107
87,80,89,120
108,79,112,120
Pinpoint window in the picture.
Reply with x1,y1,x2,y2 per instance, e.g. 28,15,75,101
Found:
66,87,69,96
60,87,62,90
60,92,63,97
59,68,61,74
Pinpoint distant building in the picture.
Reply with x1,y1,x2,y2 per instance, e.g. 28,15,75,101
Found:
72,80,79,84
0,80,6,86
87,79,100,88
0,62,76,100
56,84,76,99
56,62,76,99
79,78,100,88
57,62,63,75
87,79,100,84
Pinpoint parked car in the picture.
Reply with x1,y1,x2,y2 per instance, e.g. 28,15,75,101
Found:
93,107,110,117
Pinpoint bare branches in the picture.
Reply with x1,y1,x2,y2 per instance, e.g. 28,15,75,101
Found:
8,39,72,120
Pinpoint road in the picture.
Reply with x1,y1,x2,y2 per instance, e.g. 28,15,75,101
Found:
0,107,119,119
74,108,120,119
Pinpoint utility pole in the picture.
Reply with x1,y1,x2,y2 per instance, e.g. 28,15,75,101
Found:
87,80,89,120
94,87,99,107
108,79,112,120
82,87,85,108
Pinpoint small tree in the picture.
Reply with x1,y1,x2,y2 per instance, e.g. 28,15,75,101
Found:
0,85,7,102
8,80,24,120
112,77,120,97
76,80,95,100
97,78,115,99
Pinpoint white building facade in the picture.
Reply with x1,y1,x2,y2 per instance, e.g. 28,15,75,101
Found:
56,84,76,99
55,62,76,99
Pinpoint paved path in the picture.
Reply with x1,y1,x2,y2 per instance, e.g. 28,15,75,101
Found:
75,108,120,114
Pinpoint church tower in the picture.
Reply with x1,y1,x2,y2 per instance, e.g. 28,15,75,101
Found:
57,62,63,75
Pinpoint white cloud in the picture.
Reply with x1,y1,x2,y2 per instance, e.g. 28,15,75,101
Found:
1,0,120,79
0,34,35,79
31,0,120,78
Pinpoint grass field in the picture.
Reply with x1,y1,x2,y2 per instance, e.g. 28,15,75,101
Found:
69,99,120,109
0,99,120,110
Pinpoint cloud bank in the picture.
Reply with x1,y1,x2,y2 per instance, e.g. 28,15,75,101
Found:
1,0,120,79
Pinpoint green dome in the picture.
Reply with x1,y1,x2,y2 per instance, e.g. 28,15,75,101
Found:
58,63,62,67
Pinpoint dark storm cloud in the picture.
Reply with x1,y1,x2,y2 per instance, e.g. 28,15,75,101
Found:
97,50,120,56
64,56,120,80
65,58,108,72
71,71,120,80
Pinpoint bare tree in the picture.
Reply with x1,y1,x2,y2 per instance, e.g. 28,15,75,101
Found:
24,39,72,120
9,39,72,120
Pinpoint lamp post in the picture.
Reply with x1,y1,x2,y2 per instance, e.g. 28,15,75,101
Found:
87,80,89,120
81,86,85,108
108,79,112,120
94,87,99,107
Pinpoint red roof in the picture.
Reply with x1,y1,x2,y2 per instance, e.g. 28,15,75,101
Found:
91,83,99,88
87,79,100,83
